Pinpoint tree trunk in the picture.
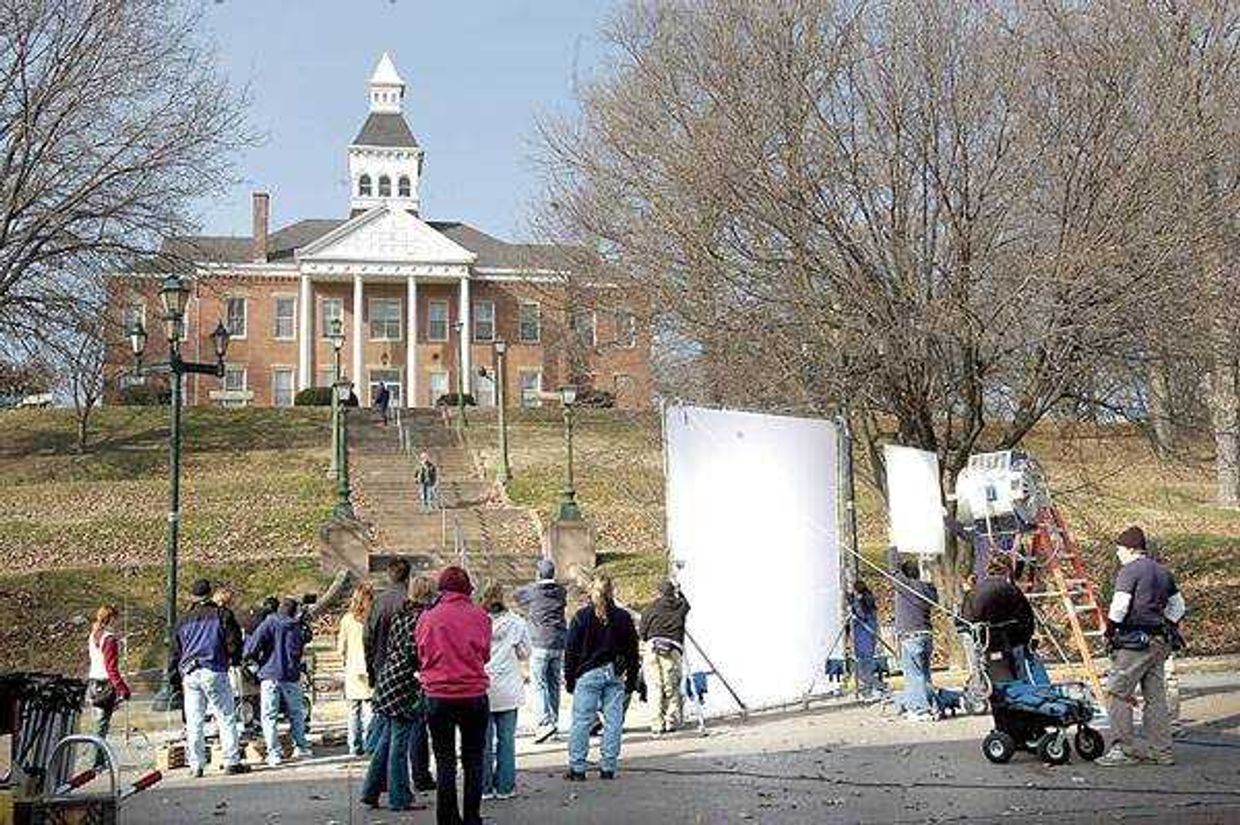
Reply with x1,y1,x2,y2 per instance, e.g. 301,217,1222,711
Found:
1205,357,1240,508
1147,358,1174,459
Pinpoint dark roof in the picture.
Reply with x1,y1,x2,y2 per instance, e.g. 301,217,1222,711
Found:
352,113,419,148
156,215,578,271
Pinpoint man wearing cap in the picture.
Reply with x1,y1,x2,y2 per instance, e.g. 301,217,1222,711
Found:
416,566,491,825
639,580,691,735
514,558,568,743
168,578,250,777
1096,525,1186,767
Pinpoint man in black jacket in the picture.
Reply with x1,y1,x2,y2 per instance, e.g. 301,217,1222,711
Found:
168,578,250,777
639,581,691,735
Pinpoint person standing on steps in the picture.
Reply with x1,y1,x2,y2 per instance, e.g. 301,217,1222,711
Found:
564,574,640,782
416,452,438,513
168,578,250,777
1096,525,1186,768
244,598,314,767
373,381,391,426
86,604,130,770
639,580,690,736
417,566,491,825
337,582,375,757
513,558,568,743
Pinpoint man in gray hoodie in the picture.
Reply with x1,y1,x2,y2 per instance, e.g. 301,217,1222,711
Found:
514,558,567,742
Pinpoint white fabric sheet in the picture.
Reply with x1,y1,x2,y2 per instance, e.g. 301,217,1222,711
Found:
884,444,945,556
664,404,841,713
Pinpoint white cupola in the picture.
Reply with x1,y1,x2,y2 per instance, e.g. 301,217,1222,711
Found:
349,53,424,215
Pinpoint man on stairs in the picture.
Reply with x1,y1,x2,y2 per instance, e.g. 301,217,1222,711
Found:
416,452,438,513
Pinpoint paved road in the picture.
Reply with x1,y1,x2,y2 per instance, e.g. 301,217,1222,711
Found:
120,674,1240,824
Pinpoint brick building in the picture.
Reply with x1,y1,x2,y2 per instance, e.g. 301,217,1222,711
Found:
107,54,650,409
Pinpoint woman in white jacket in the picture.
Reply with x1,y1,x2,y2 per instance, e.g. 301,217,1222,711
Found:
481,583,531,800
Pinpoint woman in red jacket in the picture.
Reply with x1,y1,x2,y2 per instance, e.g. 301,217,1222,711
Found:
415,566,492,825
86,604,131,769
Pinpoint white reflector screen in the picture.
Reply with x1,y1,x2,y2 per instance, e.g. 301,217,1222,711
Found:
665,405,841,712
884,444,944,556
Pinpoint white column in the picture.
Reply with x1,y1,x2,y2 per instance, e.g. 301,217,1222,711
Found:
352,273,364,400
458,276,471,398
297,273,313,390
406,276,418,408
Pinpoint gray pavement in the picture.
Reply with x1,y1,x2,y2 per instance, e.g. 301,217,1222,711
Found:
112,670,1240,824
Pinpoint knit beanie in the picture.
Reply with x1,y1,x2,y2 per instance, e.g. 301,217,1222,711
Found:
190,578,212,599
438,565,473,595
1116,525,1147,552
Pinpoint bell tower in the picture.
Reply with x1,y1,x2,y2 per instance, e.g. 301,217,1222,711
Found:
348,53,423,214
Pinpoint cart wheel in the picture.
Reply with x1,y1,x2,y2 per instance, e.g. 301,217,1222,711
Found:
1074,726,1105,761
1037,731,1071,765
983,731,1016,764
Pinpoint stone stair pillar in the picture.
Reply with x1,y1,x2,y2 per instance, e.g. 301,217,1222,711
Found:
545,518,595,584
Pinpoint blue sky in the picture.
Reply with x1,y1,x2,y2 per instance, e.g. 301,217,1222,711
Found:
198,0,613,241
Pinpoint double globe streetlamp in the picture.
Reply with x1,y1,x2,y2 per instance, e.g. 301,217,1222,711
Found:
128,274,231,712
557,384,581,521
326,318,355,519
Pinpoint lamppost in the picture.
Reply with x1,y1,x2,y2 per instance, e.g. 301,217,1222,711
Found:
494,339,511,485
327,318,355,519
129,274,231,712
453,320,467,431
557,384,581,521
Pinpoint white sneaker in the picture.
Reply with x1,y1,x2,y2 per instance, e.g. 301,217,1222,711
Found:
481,792,497,801
266,756,282,768
495,791,516,800
534,724,557,744
1095,746,1141,767
293,747,313,760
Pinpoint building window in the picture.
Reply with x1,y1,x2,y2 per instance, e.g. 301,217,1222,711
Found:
518,302,540,343
429,371,449,406
398,176,411,197
368,368,402,407
427,300,448,342
321,298,343,337
272,368,295,407
369,298,401,340
378,175,391,197
222,364,247,408
571,308,596,348
614,309,637,348
519,370,543,408
225,297,247,338
273,296,296,340
472,372,496,407
358,174,372,197
122,301,145,333
473,300,495,342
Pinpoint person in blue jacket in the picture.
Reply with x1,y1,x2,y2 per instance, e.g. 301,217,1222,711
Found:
849,580,886,699
244,598,313,767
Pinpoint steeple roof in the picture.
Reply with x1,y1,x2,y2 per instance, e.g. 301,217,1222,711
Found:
352,113,419,148
370,52,404,87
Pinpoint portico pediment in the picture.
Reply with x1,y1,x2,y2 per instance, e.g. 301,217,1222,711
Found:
296,205,477,267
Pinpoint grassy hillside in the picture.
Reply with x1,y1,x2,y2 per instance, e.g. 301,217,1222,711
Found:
0,407,335,672
467,410,1240,654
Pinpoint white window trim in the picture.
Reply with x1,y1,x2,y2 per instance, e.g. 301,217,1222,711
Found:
320,297,344,337
272,294,297,341
368,367,403,406
428,370,450,405
225,296,248,340
473,299,495,342
615,309,637,349
427,300,449,342
223,363,248,390
271,366,296,407
519,369,543,408
368,297,403,342
518,301,541,344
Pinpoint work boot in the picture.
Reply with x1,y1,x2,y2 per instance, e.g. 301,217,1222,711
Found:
224,763,251,775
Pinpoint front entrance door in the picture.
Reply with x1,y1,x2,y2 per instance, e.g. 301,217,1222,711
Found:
368,369,402,407
429,371,449,406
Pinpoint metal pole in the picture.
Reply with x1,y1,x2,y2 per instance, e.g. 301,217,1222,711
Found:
329,348,339,478
335,369,354,519
154,353,183,711
557,402,581,520
839,404,859,587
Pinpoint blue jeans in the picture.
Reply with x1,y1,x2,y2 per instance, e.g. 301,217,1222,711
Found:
483,709,518,795
568,664,626,774
260,680,309,759
347,699,372,755
898,633,935,714
362,713,414,810
419,483,435,510
529,648,563,728
183,668,241,771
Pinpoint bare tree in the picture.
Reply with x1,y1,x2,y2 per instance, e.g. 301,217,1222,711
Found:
0,0,250,340
44,311,109,451
535,0,1240,591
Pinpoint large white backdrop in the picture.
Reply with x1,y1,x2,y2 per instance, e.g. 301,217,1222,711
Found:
665,404,842,712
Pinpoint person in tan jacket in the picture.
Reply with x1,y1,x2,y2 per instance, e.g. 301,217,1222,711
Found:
338,583,376,756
